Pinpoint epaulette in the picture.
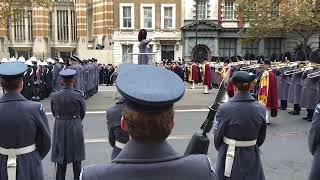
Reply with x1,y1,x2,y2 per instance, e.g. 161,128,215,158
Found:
75,89,85,97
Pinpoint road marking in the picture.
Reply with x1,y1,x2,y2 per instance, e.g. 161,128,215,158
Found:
45,109,209,115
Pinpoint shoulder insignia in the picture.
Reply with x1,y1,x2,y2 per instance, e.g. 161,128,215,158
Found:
75,89,85,97
40,104,45,112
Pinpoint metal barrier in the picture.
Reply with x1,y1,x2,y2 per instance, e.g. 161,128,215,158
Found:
122,53,156,65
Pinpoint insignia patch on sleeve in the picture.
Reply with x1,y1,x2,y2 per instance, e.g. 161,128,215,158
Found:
40,104,45,112
213,120,219,130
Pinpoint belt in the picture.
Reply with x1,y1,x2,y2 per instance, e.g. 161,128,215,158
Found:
0,144,36,180
56,115,80,120
223,137,257,177
115,141,126,149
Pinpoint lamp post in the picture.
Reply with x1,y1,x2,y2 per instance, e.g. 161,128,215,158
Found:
195,0,198,47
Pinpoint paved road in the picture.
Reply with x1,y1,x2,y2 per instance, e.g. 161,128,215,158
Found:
1,85,314,179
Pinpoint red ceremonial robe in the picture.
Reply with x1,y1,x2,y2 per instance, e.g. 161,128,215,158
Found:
202,63,212,89
191,63,199,83
266,71,278,113
258,69,278,116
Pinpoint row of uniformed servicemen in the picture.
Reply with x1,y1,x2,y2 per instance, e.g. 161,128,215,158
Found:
1,55,100,100
3,60,320,180
0,61,87,180
276,49,320,121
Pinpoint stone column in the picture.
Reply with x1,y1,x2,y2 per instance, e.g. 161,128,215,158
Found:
32,7,49,58
213,38,219,57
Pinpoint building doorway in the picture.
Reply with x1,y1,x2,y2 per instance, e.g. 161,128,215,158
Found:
161,45,174,62
192,44,210,62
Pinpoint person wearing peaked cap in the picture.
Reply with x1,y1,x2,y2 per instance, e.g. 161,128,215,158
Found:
0,61,51,180
53,58,63,91
300,50,320,122
81,64,217,180
106,96,129,160
213,71,266,180
258,60,278,124
69,54,82,91
22,60,36,100
50,68,86,180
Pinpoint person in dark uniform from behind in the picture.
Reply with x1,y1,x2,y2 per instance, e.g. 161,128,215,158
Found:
106,96,129,160
308,103,320,180
214,71,267,180
0,61,51,180
50,69,86,180
81,64,217,180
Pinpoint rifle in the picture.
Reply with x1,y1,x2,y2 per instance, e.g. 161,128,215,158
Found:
184,80,226,155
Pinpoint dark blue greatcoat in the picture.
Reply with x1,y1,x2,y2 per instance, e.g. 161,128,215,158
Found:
214,92,266,180
50,85,86,164
81,140,216,180
0,92,51,180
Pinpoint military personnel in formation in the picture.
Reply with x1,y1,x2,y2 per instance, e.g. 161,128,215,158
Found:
81,64,216,180
69,54,82,90
50,69,86,180
301,50,320,121
52,57,63,91
214,71,266,180
287,51,305,115
21,60,35,100
308,103,320,180
0,61,51,180
106,97,129,160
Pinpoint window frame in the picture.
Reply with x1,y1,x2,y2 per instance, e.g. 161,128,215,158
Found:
224,2,235,20
196,0,207,20
120,3,135,30
161,4,176,29
219,38,237,57
140,3,155,30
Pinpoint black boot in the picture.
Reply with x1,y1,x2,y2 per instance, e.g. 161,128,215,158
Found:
303,109,315,121
279,100,287,110
289,104,301,115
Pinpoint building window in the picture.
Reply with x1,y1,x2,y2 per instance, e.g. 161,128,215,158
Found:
14,16,26,41
161,4,176,29
224,2,235,20
71,10,76,42
57,10,69,41
120,3,134,29
27,10,32,41
140,4,155,29
242,40,258,57
164,7,172,28
123,7,132,28
143,7,152,28
196,0,207,19
122,44,133,63
219,38,236,57
265,38,282,58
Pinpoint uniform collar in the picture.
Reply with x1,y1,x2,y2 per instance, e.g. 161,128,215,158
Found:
0,92,27,103
113,140,182,163
229,91,256,102
62,85,74,90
